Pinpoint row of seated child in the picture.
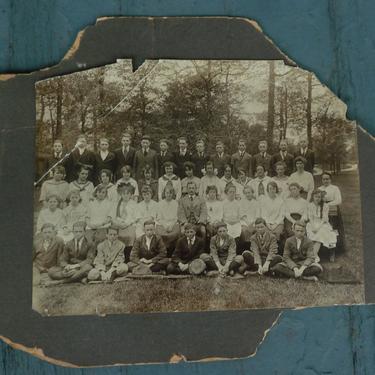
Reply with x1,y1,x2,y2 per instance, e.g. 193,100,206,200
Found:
36,168,342,263
33,218,322,285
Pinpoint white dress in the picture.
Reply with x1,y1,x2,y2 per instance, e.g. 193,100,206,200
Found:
260,196,285,225
206,200,224,224
86,198,113,229
306,202,337,248
239,199,260,226
272,176,290,200
136,200,159,237
158,175,182,200
222,199,242,238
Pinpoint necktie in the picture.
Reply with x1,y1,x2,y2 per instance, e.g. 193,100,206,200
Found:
143,149,148,156
75,239,79,254
188,239,192,249
258,181,265,196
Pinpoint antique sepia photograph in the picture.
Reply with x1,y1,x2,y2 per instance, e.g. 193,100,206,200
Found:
32,59,364,316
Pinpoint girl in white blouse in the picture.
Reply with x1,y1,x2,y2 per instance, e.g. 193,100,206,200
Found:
136,185,159,238
260,181,285,241
86,184,113,243
116,165,139,201
222,184,242,240
156,185,180,256
284,182,308,237
239,185,260,246
318,172,345,258
205,185,224,238
306,189,337,258
158,161,182,201
99,169,118,202
272,161,289,200
289,156,314,200
112,183,138,258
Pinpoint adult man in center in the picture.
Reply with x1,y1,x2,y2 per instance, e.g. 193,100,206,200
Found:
231,139,252,178
178,181,207,239
114,132,135,180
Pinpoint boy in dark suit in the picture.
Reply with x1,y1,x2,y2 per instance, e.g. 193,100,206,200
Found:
114,132,136,179
273,221,323,280
238,218,283,275
133,135,159,181
177,181,207,239
33,223,65,285
65,134,96,182
45,139,68,176
167,223,205,274
48,221,95,283
210,141,231,178
128,220,169,273
200,223,242,276
271,139,294,176
157,139,174,174
231,139,252,178
191,139,209,177
252,140,272,176
294,139,315,173
173,136,193,178
94,137,116,183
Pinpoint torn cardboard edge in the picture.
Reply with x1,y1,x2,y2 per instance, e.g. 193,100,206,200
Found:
0,311,283,368
0,15,368,367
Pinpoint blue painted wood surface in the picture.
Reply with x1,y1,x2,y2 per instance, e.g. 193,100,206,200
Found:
1,0,375,373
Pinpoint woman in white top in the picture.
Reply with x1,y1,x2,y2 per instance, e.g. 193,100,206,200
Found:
86,184,113,243
272,161,289,200
99,169,118,202
156,185,180,256
205,185,224,238
199,161,223,199
306,189,337,258
69,166,95,208
236,168,252,200
239,185,260,244
36,194,66,234
289,156,314,200
61,190,88,243
284,182,308,237
219,164,242,200
112,183,138,255
136,185,159,238
222,184,242,240
158,161,182,201
318,171,345,256
260,181,285,241
116,165,139,201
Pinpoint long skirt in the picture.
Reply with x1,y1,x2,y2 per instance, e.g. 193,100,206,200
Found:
328,205,346,252
306,221,337,248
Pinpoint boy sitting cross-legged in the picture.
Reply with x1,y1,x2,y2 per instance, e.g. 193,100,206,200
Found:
238,217,283,275
87,227,128,282
48,221,95,283
200,222,242,277
273,220,323,281
167,223,205,275
33,223,65,285
128,220,169,274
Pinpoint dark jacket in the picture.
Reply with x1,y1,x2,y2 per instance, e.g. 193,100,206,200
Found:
33,236,65,271
133,148,159,181
231,151,252,178
210,234,236,265
271,151,294,176
210,153,231,178
130,234,167,264
250,231,278,265
60,236,95,267
172,236,205,264
65,148,96,182
294,149,315,173
283,236,316,269
114,146,136,179
191,152,210,178
95,151,117,182
252,152,272,176
173,150,193,178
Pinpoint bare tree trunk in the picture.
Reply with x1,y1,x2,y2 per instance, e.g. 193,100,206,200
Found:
279,97,284,143
306,72,313,148
55,78,63,139
283,87,288,139
267,61,275,147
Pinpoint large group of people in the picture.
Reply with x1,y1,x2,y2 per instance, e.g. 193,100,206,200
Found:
33,133,345,285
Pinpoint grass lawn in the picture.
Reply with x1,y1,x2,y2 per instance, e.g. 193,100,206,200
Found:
32,171,365,316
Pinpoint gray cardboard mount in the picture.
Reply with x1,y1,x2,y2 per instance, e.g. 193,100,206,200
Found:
0,17,373,366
